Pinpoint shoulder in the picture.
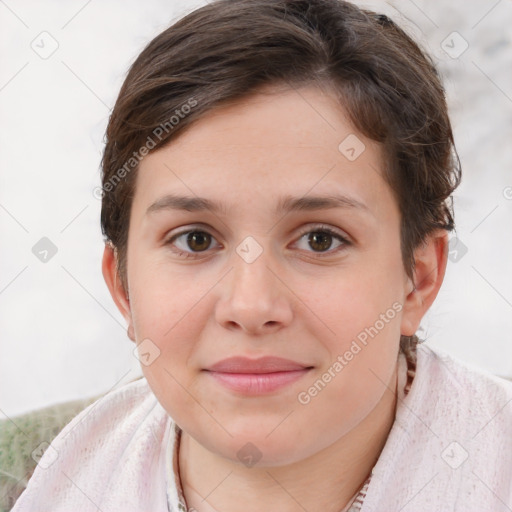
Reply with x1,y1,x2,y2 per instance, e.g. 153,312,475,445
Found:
363,345,512,510
415,343,512,416
46,375,168,451
58,376,161,435
12,376,173,511
50,375,171,467
407,343,512,472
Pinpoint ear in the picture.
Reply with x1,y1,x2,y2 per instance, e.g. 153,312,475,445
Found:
400,229,449,336
102,243,136,342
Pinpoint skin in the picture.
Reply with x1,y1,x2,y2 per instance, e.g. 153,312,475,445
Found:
103,83,448,512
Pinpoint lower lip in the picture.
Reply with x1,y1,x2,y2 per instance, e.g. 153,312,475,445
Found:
206,369,310,395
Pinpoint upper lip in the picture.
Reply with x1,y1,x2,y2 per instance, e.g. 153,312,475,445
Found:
205,356,312,374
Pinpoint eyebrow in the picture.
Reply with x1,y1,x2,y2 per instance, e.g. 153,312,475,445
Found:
146,193,370,216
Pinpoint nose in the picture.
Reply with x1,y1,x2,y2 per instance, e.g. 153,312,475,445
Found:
214,244,293,335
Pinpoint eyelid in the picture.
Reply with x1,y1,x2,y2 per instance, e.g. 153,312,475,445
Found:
166,223,220,242
165,224,222,252
294,223,351,243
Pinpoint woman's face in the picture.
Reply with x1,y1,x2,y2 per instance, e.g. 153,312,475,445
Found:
116,84,415,466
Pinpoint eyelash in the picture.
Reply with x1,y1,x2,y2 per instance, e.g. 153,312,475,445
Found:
165,224,351,259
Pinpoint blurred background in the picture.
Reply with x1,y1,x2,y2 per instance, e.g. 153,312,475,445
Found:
0,0,511,418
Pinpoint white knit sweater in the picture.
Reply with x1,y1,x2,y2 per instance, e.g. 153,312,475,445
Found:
11,344,512,511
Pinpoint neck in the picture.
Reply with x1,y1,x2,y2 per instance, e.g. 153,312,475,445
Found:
179,362,399,512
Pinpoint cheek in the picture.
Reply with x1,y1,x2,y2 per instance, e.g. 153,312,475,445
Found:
127,266,213,418
298,253,403,417
131,292,203,380
308,256,405,352
127,249,209,342
295,282,402,437
295,342,397,444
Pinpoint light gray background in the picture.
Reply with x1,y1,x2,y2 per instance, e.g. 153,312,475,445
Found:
1,0,511,418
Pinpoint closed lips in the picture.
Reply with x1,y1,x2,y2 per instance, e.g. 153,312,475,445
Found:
203,357,314,395
205,356,313,373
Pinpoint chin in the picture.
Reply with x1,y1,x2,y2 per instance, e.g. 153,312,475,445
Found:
206,430,316,469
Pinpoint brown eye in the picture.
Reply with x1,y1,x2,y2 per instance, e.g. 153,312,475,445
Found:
307,231,334,252
294,225,351,257
167,229,217,257
185,231,212,252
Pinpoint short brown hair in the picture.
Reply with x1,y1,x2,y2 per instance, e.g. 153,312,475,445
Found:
100,0,461,352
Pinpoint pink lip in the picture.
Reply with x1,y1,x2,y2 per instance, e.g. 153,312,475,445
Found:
204,357,313,395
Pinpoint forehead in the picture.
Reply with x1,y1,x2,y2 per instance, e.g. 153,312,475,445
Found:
132,85,397,221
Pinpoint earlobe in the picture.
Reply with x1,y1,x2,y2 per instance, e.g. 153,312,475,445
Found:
101,243,136,342
400,230,449,337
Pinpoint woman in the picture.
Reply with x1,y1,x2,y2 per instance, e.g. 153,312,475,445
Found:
12,0,512,510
